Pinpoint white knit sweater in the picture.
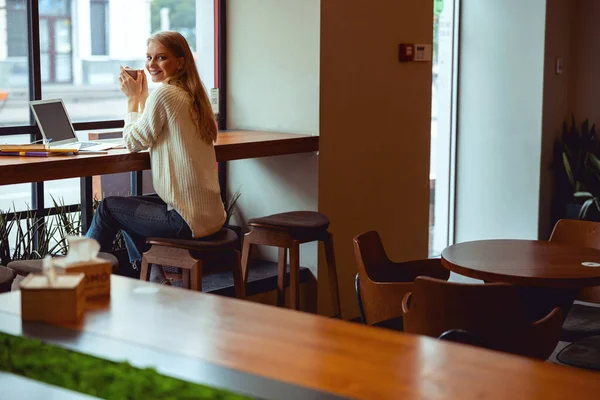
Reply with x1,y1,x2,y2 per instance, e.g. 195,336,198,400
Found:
123,83,226,238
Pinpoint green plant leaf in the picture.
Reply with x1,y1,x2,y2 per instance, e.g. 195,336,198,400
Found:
562,152,575,188
579,197,597,220
574,191,593,199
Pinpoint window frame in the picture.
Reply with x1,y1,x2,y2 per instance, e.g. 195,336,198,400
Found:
90,0,109,57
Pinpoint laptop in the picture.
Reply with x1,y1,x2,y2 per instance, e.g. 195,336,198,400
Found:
29,99,124,152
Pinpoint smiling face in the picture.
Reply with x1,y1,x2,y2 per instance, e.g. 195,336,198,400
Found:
146,41,184,83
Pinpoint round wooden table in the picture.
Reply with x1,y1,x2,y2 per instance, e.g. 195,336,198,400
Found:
441,239,600,320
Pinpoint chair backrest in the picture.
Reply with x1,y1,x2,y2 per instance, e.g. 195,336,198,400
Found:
402,277,562,359
353,231,392,281
353,231,449,326
550,219,600,248
550,219,600,303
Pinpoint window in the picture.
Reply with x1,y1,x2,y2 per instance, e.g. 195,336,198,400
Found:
0,0,223,218
1,0,30,128
429,0,458,256
90,0,108,56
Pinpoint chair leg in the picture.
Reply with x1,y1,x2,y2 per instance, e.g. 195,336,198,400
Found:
277,247,287,307
355,274,366,324
289,240,300,310
232,250,245,299
182,269,191,289
323,232,341,318
190,260,202,292
241,234,253,285
140,255,151,281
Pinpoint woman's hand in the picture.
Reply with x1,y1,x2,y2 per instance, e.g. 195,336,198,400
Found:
119,66,143,112
139,71,149,113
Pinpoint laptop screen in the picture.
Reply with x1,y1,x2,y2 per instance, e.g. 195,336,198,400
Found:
30,101,76,143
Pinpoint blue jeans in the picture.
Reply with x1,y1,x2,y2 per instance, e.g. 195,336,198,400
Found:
85,195,193,268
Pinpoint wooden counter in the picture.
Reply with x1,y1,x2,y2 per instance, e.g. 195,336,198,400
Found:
0,130,318,185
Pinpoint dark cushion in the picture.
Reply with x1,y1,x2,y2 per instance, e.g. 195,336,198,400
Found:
562,303,600,342
147,227,238,252
7,251,120,275
248,211,330,231
557,335,600,370
0,266,15,293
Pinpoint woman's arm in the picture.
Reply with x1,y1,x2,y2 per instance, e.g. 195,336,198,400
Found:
123,85,183,152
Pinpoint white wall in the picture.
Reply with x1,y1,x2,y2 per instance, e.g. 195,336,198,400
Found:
455,0,547,241
226,0,320,275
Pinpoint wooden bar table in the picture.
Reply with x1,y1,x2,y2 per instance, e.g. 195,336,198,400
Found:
0,130,319,185
0,276,599,399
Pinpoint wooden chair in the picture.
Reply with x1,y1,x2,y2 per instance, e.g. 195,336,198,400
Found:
550,219,600,340
402,277,563,360
140,227,244,298
353,230,450,327
240,211,340,315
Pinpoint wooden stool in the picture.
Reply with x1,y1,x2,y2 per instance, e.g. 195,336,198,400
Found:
241,211,341,315
0,266,15,293
140,227,244,298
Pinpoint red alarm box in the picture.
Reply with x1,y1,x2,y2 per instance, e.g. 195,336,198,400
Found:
399,44,415,62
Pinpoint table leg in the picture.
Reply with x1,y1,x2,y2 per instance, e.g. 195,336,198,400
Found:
80,177,93,234
516,286,578,322
130,171,143,196
218,161,226,204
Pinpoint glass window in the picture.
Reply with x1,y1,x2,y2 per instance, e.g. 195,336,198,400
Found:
38,0,216,124
429,0,457,256
0,134,35,213
1,0,30,127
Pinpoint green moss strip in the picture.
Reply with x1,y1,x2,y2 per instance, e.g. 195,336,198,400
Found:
0,332,252,399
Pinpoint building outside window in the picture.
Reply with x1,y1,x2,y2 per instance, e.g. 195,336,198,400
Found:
90,0,108,56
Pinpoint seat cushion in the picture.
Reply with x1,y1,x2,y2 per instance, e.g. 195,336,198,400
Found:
0,266,15,293
248,211,330,231
562,303,600,342
147,227,238,252
557,335,600,371
8,251,120,275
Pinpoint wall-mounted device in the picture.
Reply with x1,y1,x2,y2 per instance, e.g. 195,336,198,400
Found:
399,44,432,62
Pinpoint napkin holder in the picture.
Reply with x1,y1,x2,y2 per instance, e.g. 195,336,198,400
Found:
55,258,111,298
20,273,86,323
54,236,111,298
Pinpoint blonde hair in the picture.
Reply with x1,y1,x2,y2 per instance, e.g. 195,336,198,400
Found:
148,31,217,144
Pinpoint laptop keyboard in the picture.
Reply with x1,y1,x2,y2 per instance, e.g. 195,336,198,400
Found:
79,142,100,149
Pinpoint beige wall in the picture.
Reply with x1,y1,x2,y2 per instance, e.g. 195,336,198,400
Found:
539,0,574,239
320,0,432,318
226,0,320,277
570,0,600,124
539,0,600,239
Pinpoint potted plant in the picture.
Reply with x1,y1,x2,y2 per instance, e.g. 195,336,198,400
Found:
554,117,600,221
0,196,126,267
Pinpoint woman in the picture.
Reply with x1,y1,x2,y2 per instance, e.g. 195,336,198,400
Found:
86,31,226,278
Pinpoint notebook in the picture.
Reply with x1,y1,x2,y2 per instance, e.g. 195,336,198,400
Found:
29,99,124,152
